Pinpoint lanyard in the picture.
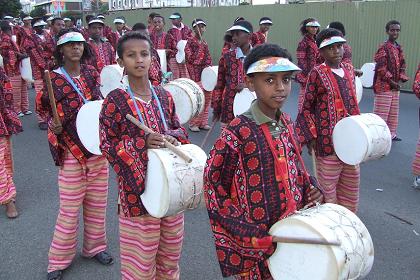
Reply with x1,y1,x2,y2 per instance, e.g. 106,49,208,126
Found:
60,67,88,104
127,82,168,131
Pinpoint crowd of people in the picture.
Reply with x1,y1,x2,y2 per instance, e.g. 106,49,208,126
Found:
0,10,419,280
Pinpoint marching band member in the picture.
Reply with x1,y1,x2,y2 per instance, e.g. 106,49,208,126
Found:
412,64,420,188
111,17,131,50
150,15,176,77
328,21,352,64
204,43,323,279
45,17,65,69
212,20,253,128
185,18,212,132
0,66,23,219
296,18,323,112
251,17,272,47
63,17,76,29
147,12,158,34
373,20,409,142
99,32,188,280
295,28,361,213
37,29,113,280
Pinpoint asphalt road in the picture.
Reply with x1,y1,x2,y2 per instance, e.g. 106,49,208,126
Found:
1,83,420,280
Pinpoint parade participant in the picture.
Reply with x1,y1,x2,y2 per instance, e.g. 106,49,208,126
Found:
63,17,76,29
296,18,323,112
150,15,176,75
81,15,94,39
147,12,158,33
251,17,272,47
185,19,212,132
328,21,352,64
167,12,192,79
86,18,116,73
111,17,131,49
0,66,23,219
17,15,33,47
295,28,361,213
373,20,409,141
204,43,323,279
99,32,188,280
45,17,65,69
212,20,253,128
412,64,420,188
46,15,54,32
222,32,233,54
0,21,30,117
37,29,113,280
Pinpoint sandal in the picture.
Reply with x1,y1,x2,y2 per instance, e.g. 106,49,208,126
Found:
6,201,18,219
93,251,114,266
47,270,63,280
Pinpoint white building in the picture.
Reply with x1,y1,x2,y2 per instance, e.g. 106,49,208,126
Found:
109,0,240,10
21,0,36,14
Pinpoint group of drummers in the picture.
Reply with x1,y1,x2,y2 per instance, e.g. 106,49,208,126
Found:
0,10,419,280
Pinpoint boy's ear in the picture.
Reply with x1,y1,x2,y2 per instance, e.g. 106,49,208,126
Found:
117,57,124,68
245,75,255,92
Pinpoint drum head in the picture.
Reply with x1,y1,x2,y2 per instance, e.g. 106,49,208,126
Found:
201,66,218,91
355,77,363,103
360,63,376,88
164,83,194,124
100,65,124,98
157,49,167,73
76,100,104,155
233,88,257,116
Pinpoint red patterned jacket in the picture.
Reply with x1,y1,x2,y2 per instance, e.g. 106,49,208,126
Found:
295,63,360,157
0,67,22,136
296,34,323,87
99,86,189,217
20,31,47,80
87,38,116,73
251,31,267,47
37,64,102,166
150,31,177,59
44,31,58,70
414,64,420,98
0,33,21,77
167,24,192,59
342,43,352,65
149,48,163,86
184,36,212,82
373,40,409,93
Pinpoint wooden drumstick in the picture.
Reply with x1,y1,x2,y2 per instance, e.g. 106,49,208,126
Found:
44,70,61,126
272,236,341,247
126,114,192,163
311,148,318,179
200,120,216,149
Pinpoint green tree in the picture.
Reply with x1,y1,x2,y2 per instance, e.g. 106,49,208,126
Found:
30,7,47,18
0,0,22,18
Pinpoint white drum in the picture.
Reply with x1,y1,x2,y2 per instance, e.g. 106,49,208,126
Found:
360,63,376,88
355,76,363,104
142,144,207,218
76,100,104,155
12,35,16,43
333,113,391,165
163,78,204,125
100,64,124,98
233,88,256,116
201,66,218,91
268,203,374,280
175,40,187,63
157,49,167,73
0,54,3,67
20,57,33,82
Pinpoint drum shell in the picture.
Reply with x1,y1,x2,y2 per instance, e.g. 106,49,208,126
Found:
268,203,374,280
175,40,187,63
0,54,3,68
157,49,167,73
355,76,363,103
20,57,33,82
100,64,124,98
360,63,376,88
142,144,207,218
233,88,256,116
201,66,218,91
76,100,104,155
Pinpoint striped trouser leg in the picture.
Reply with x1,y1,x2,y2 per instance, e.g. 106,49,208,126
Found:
189,89,212,127
0,137,16,205
373,91,394,137
168,58,180,80
21,78,29,112
297,85,305,113
387,91,400,138
119,213,184,280
34,80,46,123
47,152,109,272
316,154,360,213
9,75,22,113
413,130,420,176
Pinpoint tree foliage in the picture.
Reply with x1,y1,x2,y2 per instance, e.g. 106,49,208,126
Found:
0,0,22,18
30,7,47,18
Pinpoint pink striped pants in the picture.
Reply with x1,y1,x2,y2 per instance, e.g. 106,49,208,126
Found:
189,88,211,128
316,154,360,212
168,58,190,80
297,85,305,113
34,79,46,123
47,151,109,273
119,213,184,280
413,131,420,176
373,91,400,138
10,75,29,113
0,137,16,205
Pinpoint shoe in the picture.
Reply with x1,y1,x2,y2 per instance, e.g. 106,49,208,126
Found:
413,176,420,189
23,110,32,115
189,126,200,132
6,201,18,219
39,122,48,130
200,125,212,130
392,137,402,141
93,251,114,266
17,112,24,117
47,270,63,280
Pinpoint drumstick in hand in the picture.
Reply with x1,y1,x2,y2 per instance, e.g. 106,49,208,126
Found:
126,114,192,163
272,236,341,246
311,149,318,179
44,70,61,126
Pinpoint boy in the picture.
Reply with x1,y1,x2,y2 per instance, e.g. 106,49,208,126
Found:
251,17,272,47
412,64,420,188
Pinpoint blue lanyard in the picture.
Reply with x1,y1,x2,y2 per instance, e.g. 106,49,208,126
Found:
60,67,89,104
127,82,168,131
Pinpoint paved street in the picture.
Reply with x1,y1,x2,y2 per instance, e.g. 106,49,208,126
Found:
1,84,420,280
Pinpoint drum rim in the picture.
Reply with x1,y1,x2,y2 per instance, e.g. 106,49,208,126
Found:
164,82,197,124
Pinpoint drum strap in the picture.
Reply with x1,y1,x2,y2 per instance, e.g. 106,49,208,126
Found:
127,82,168,131
60,67,89,104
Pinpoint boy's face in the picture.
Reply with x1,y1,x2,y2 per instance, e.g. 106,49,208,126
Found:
61,42,84,63
88,23,103,40
306,26,318,35
320,42,344,66
246,71,293,110
65,21,73,28
232,30,250,48
260,24,270,33
387,24,400,41
193,24,206,36
115,23,124,32
153,17,164,32
171,18,181,27
118,39,151,79
52,20,65,34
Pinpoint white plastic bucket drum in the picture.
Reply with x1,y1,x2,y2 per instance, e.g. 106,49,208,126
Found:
360,63,376,88
0,54,3,67
157,49,167,73
355,76,363,103
100,64,124,98
201,66,218,91
76,100,104,155
20,57,33,82
12,35,16,43
333,113,391,165
142,144,207,218
233,88,256,116
268,203,374,280
163,78,204,125
175,40,187,63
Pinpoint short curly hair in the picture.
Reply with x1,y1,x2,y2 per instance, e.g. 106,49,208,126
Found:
243,43,293,75
116,31,152,58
